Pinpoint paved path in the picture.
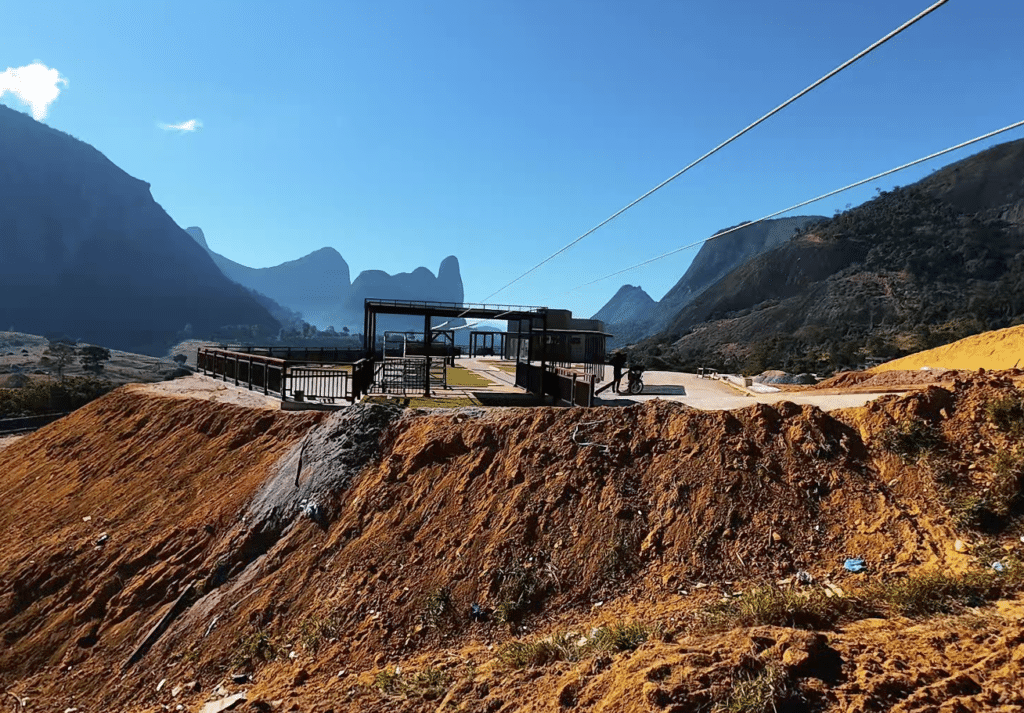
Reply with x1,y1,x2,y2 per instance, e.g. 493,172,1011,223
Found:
459,359,900,412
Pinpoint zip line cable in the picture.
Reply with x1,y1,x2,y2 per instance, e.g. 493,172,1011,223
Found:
568,118,1024,292
475,0,950,304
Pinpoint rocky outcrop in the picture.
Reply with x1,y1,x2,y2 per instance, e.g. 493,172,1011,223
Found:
0,105,278,355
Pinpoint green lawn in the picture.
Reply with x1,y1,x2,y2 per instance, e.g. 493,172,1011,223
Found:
445,366,493,388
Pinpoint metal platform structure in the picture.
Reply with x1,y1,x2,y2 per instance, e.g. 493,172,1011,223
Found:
197,299,611,407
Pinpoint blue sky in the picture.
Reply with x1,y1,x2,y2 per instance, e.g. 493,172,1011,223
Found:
3,0,1024,319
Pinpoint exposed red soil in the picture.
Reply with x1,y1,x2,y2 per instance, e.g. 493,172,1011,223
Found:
1,376,1023,712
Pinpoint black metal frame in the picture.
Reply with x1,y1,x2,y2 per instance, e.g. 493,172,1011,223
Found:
363,299,550,396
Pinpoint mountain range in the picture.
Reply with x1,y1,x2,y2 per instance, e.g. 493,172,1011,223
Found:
0,104,465,354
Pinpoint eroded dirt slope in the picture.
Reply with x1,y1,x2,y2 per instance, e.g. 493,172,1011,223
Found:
0,386,323,701
1,377,1023,712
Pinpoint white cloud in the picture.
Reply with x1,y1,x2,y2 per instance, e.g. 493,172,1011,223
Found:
0,62,68,120
159,119,203,132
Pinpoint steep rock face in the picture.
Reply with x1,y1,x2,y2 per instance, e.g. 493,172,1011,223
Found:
0,105,278,354
657,215,824,320
591,285,656,345
342,258,465,332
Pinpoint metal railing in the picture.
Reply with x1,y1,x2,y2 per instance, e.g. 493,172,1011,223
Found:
198,347,286,395
514,362,595,407
219,345,365,363
287,366,350,403
198,348,370,404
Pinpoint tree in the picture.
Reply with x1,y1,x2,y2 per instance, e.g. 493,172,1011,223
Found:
173,353,188,367
79,345,111,373
45,340,77,381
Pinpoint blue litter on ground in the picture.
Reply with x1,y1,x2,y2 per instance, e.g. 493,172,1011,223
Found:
844,557,866,573
992,561,1005,573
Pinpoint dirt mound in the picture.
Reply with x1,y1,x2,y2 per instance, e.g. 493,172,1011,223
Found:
1,378,1023,711
874,323,1024,372
817,368,961,390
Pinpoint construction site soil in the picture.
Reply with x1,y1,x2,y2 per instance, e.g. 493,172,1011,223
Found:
1,374,1023,712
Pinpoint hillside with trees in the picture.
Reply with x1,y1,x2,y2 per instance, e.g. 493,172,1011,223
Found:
630,137,1024,374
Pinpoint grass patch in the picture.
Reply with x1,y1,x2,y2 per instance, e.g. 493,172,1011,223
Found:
494,362,519,375
497,621,657,669
231,627,279,670
858,568,1022,617
879,419,944,462
362,395,481,408
445,366,494,388
298,613,339,653
373,666,451,701
704,568,1024,635
718,661,791,713
704,586,844,631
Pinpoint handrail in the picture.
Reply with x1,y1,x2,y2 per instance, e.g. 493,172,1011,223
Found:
199,347,288,366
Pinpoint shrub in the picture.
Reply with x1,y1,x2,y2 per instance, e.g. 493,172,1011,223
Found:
879,420,944,461
985,393,1024,436
0,376,111,417
940,450,1023,533
298,614,338,653
421,586,457,628
232,627,278,670
493,558,559,627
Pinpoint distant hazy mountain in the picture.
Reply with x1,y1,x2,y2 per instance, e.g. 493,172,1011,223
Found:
593,216,822,345
186,227,351,328
0,105,278,355
591,285,657,342
187,228,464,332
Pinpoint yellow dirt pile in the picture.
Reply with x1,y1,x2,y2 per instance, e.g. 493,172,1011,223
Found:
873,323,1024,372
0,378,1022,712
